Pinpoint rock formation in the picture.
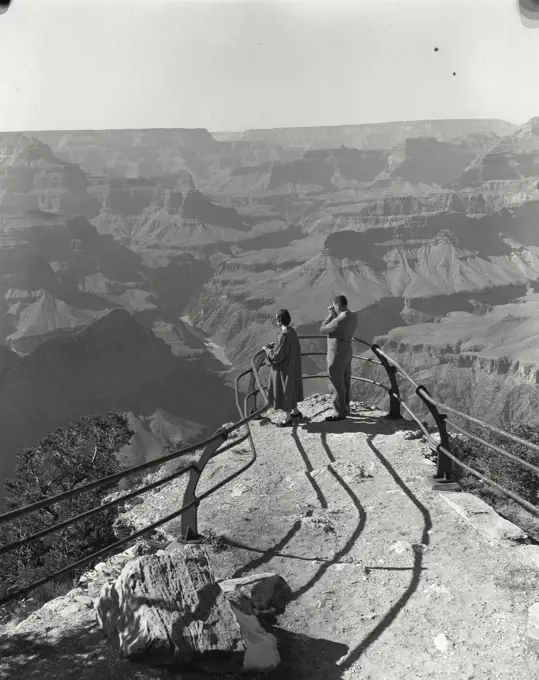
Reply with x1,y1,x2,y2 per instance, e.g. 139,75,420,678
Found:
96,545,246,665
453,116,539,189
240,119,516,149
0,309,237,501
0,133,100,218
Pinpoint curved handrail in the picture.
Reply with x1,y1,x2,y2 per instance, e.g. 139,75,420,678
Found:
1,333,538,604
0,352,270,605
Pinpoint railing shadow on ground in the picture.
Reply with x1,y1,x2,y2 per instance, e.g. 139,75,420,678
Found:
336,433,432,670
290,426,328,509
230,520,303,579
1,334,538,609
290,464,367,602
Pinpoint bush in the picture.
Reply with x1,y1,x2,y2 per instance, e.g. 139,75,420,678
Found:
0,412,133,603
452,423,539,541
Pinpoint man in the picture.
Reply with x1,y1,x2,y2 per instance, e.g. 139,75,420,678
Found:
263,308,304,427
320,295,357,421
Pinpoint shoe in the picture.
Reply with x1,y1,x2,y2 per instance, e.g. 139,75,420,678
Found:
291,411,303,420
325,415,346,422
277,419,294,428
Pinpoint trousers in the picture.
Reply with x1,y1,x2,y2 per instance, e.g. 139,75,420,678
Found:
327,344,352,417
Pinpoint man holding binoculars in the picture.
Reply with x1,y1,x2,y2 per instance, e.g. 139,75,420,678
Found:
320,295,357,421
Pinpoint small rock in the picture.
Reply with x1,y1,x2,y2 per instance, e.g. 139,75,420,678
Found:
390,541,412,555
219,573,292,614
73,595,94,608
527,603,539,640
59,602,85,617
411,543,428,554
433,633,451,652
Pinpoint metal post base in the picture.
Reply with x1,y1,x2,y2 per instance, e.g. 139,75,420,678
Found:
424,475,461,492
176,532,205,545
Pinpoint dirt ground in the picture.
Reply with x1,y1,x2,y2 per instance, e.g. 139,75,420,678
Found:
1,394,538,679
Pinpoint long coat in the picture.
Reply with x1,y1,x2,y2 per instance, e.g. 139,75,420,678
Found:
266,326,304,411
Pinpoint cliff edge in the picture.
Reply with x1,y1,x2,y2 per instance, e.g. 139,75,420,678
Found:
1,395,538,679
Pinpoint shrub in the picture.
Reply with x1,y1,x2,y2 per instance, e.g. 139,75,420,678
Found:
0,412,133,603
452,423,539,541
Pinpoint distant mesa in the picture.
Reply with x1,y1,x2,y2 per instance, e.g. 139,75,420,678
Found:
240,119,518,150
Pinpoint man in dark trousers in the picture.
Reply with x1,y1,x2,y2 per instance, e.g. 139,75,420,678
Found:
320,295,357,421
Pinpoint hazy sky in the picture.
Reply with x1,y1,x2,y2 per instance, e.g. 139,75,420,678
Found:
0,0,538,132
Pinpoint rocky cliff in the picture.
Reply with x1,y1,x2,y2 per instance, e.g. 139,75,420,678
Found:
0,211,155,351
453,117,539,189
0,309,237,501
2,395,538,680
0,133,100,218
92,172,252,250
241,119,516,149
352,292,539,426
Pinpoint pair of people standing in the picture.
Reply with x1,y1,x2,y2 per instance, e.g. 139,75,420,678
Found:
263,295,356,425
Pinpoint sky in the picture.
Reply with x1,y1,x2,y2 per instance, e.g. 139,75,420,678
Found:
0,0,538,132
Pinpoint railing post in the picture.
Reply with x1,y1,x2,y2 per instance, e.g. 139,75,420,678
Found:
247,354,266,419
371,344,402,419
179,428,229,542
415,385,461,492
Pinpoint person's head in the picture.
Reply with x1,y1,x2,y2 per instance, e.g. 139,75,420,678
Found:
276,308,291,327
333,295,348,312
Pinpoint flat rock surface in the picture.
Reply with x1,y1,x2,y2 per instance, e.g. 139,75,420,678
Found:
1,395,538,679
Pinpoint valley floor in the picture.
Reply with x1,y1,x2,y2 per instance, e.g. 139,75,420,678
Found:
2,396,538,679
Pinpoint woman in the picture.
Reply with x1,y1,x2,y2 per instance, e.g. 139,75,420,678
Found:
262,309,304,427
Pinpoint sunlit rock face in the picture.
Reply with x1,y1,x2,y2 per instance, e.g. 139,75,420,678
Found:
0,133,100,218
453,117,539,188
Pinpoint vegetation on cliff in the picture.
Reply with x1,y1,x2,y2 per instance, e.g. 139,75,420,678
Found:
452,424,539,542
0,413,133,605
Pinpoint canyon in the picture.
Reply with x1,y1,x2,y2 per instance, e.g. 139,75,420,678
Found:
3,117,539,496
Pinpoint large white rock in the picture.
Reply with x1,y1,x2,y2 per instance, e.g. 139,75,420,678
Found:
95,544,245,665
439,492,528,542
224,590,280,672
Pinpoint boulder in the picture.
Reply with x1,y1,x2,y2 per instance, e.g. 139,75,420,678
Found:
95,544,245,665
218,572,292,614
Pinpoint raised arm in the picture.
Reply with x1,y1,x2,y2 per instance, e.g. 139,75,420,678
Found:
266,332,289,365
320,312,343,335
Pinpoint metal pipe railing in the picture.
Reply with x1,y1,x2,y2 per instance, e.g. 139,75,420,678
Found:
1,334,538,606
0,355,270,605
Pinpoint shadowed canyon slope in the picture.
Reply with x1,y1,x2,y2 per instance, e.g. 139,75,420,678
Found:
0,309,237,497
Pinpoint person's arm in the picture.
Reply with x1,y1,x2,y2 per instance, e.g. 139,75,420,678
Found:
320,312,343,335
266,333,289,365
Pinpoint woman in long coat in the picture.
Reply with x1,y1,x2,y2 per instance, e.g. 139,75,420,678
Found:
263,309,304,427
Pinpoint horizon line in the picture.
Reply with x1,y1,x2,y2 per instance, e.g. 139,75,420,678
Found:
0,115,527,136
